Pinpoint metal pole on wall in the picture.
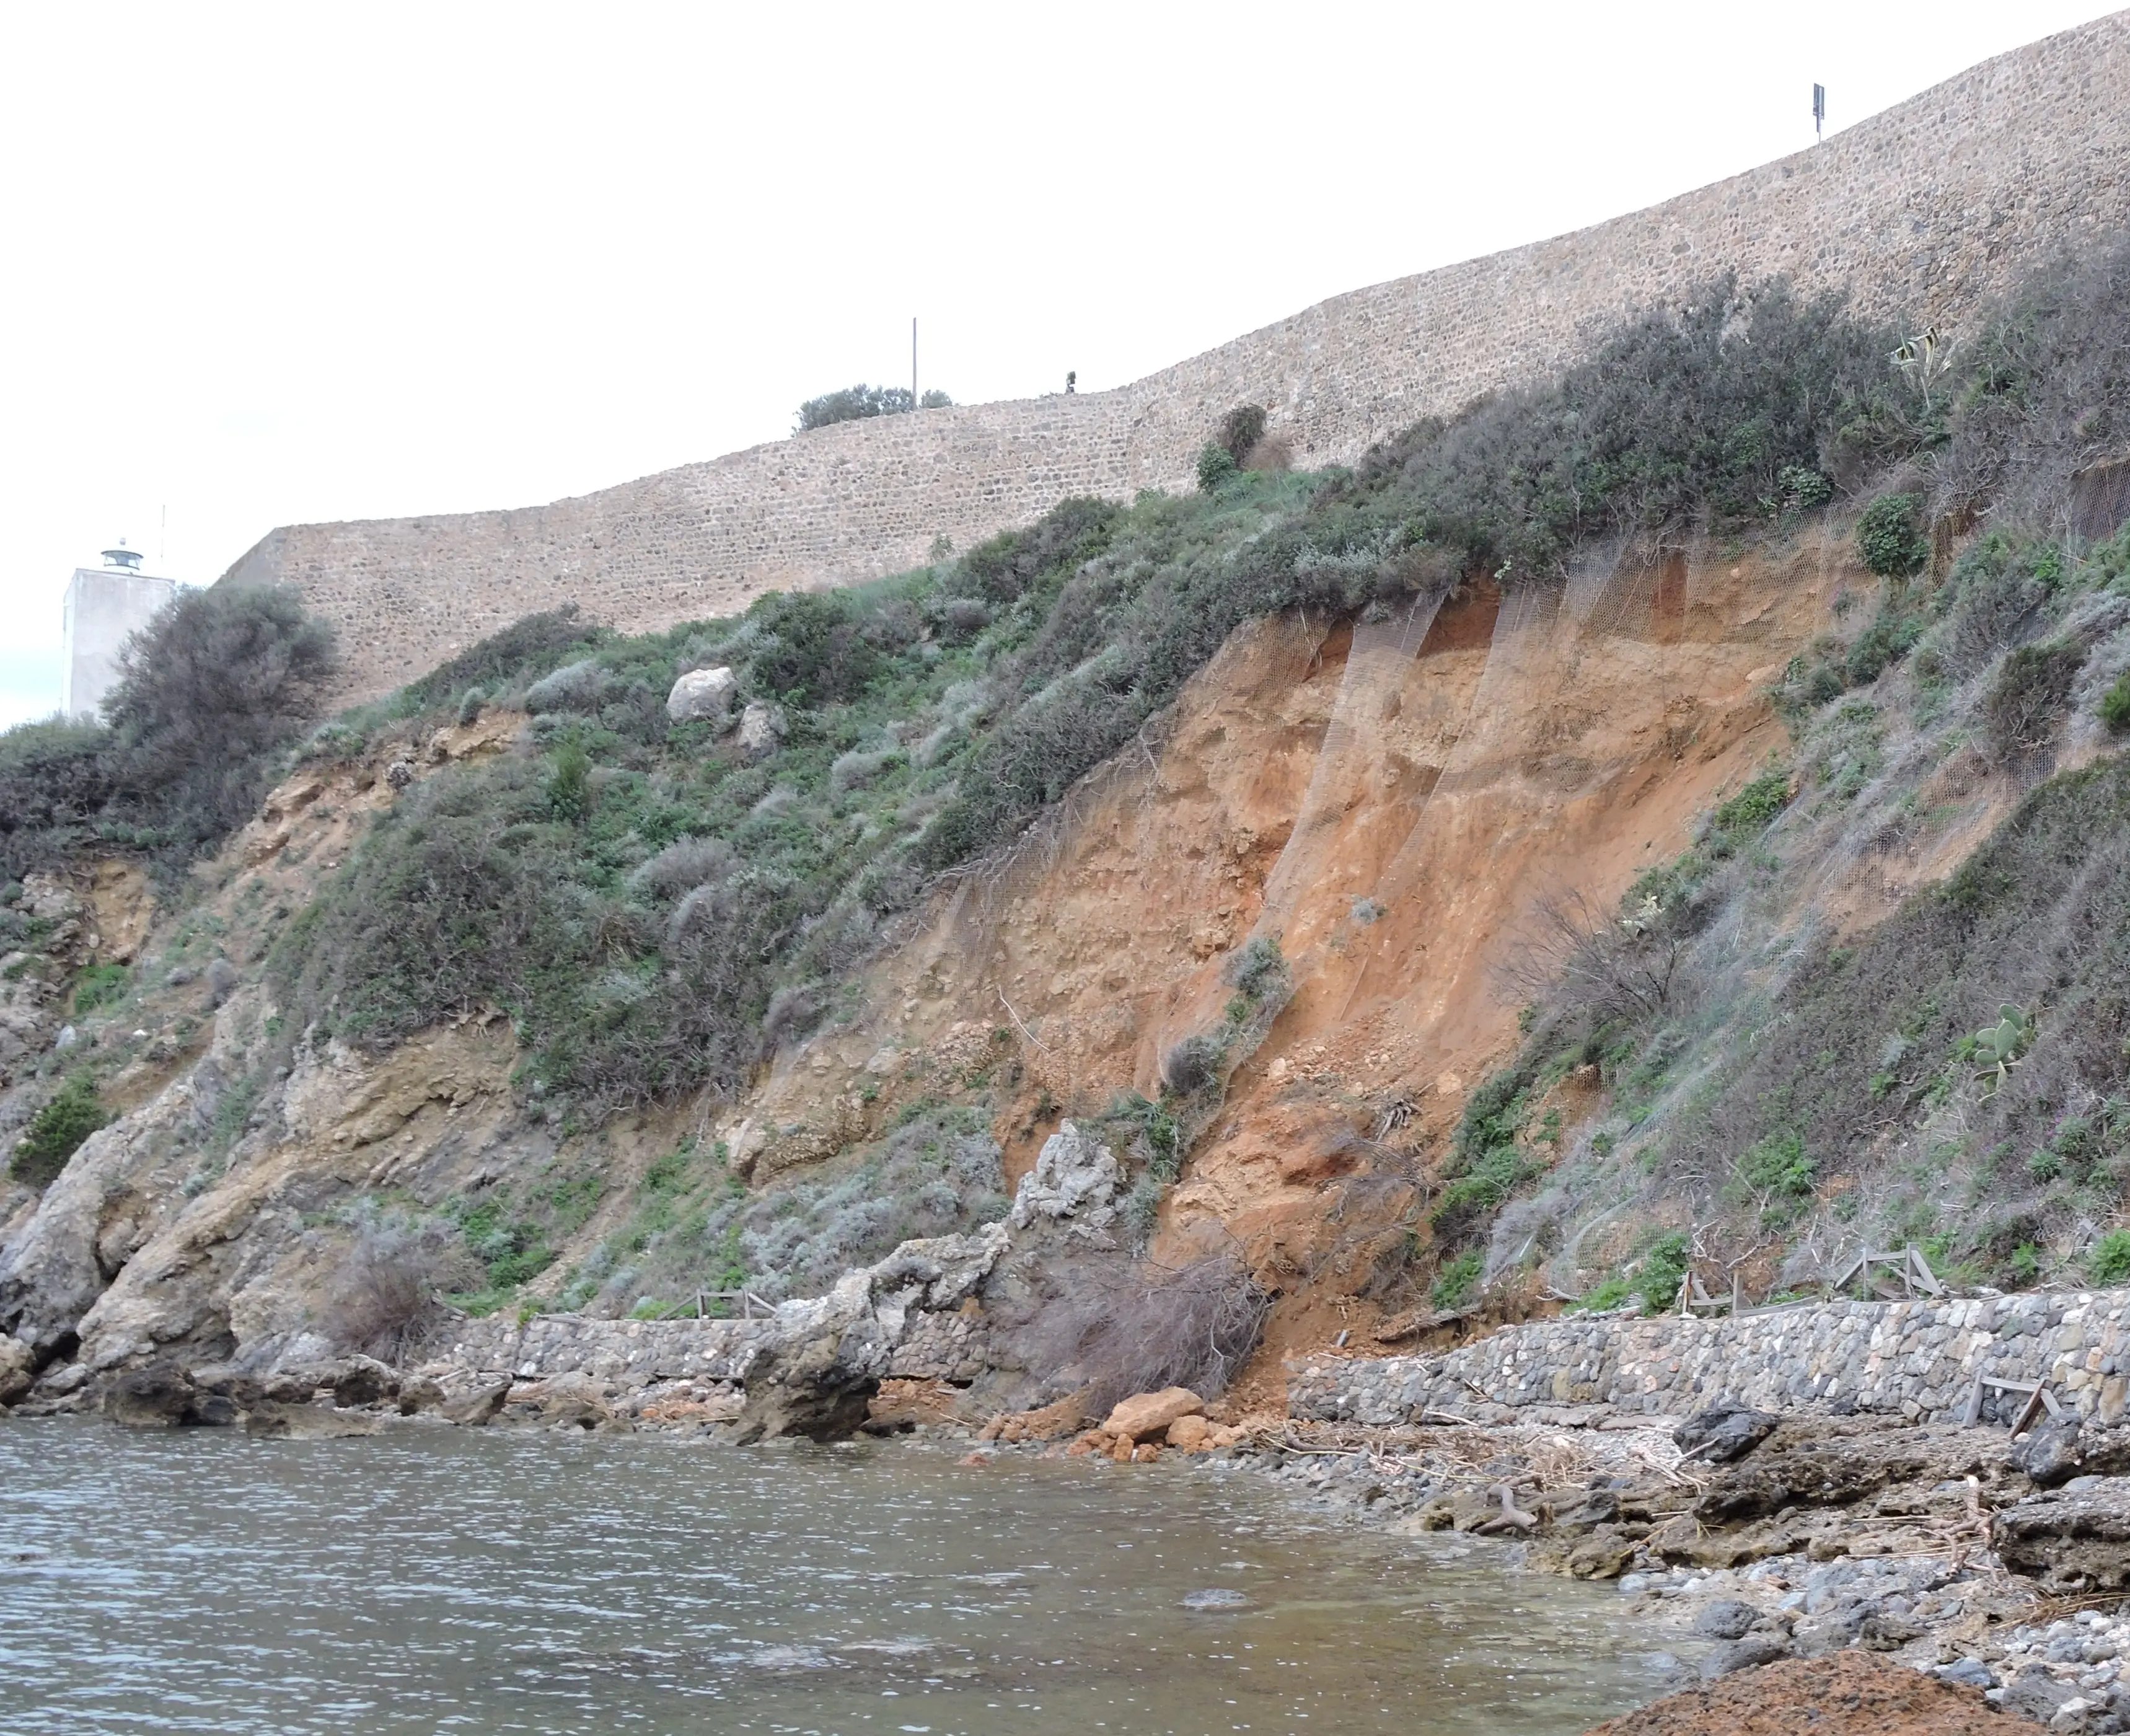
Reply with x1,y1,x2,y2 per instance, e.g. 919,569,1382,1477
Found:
912,317,918,408
1813,83,1825,140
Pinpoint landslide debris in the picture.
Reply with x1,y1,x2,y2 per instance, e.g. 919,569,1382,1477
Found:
1580,1651,1999,1736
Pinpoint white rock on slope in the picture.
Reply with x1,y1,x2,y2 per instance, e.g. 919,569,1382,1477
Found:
666,665,737,725
1008,1121,1121,1232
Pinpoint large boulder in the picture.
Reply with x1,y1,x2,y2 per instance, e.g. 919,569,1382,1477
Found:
1675,1403,1779,1465
666,666,737,725
1104,1386,1205,1441
102,1364,199,1429
1008,1122,1120,1233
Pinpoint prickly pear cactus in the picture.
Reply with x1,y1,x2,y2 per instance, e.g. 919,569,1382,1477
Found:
1972,1003,2035,1098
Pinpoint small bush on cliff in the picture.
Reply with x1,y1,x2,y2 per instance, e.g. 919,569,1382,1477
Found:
10,1075,108,1188
394,605,604,719
1934,234,2130,526
2105,671,2130,734
1195,443,1239,492
1430,1248,1483,1311
105,584,338,845
1856,492,1930,578
2090,1230,2130,1287
0,720,119,882
1632,1232,1691,1315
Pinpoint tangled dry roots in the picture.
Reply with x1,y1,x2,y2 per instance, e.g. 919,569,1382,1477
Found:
1028,1246,1272,1413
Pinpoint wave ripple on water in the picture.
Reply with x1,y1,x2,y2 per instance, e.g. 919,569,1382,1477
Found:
0,1419,1662,1734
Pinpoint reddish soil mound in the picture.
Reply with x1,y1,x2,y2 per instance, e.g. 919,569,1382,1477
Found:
1583,1653,1999,1736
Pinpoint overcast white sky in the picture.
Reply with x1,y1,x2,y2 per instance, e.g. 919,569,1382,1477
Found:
0,1,2116,726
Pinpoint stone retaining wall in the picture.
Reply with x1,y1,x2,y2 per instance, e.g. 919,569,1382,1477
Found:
230,15,2130,706
435,1303,991,1388
1290,1290,2130,1427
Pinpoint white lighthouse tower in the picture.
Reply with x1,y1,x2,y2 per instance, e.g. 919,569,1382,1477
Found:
61,540,177,720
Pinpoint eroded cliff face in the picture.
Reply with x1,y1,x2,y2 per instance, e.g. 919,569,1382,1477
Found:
730,527,1860,1371
0,527,1862,1398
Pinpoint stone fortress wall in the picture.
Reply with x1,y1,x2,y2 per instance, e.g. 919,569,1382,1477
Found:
226,12,2130,705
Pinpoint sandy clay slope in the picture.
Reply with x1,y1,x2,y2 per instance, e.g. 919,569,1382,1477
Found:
736,522,1865,1372
1,521,1877,1386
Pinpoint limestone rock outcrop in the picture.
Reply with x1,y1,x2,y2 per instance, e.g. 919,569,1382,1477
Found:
1007,1122,1120,1235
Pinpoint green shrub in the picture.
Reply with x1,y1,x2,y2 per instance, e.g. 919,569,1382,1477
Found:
1196,443,1239,492
1432,1068,1541,1244
2091,1230,2130,1286
1736,1131,1815,1197
1844,604,1925,686
103,583,338,847
1357,277,1911,579
1430,1248,1484,1311
2101,671,2130,734
796,384,918,430
1569,1275,1633,1313
0,585,336,886
0,720,119,883
1712,767,1792,837
71,963,128,1016
1856,493,1929,578
546,739,592,822
11,1075,108,1187
397,607,603,716
1937,237,2130,526
747,590,882,705
449,1196,558,1292
1633,1232,1691,1315
1226,935,1290,1004
1162,1031,1228,1096
1779,464,1833,509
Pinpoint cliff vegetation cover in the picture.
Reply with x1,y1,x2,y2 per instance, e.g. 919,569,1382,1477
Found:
7,240,2130,1320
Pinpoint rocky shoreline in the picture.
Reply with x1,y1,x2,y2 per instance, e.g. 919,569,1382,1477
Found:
23,1138,2130,1732
16,1346,2130,1730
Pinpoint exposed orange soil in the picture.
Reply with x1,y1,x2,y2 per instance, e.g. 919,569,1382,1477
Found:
737,526,1860,1367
